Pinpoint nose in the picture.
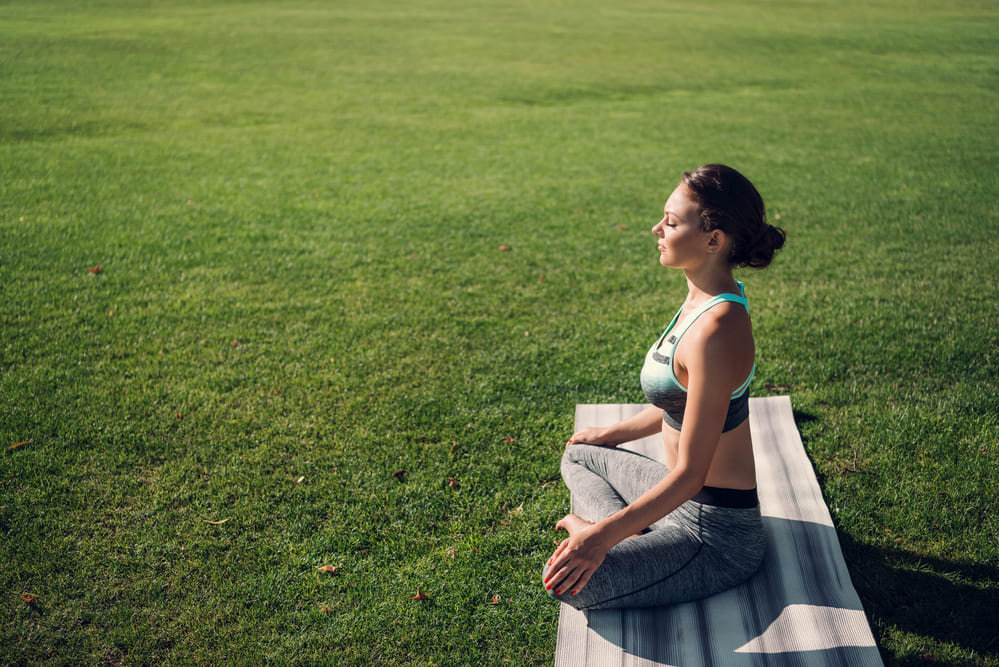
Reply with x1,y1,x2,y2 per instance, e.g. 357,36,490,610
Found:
652,217,666,235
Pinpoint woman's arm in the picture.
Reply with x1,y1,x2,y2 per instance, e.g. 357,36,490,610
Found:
546,310,750,595
566,404,663,447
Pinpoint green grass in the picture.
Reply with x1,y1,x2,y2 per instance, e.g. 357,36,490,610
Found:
2,0,997,664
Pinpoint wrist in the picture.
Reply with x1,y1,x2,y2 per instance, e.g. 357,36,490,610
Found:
597,427,620,447
589,517,626,550
596,506,648,546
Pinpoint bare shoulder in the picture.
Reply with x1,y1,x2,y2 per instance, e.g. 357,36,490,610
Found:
683,302,754,376
689,301,752,346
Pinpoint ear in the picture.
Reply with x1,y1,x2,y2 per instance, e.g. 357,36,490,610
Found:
706,229,727,254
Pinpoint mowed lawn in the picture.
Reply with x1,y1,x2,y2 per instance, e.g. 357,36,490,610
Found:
1,0,997,664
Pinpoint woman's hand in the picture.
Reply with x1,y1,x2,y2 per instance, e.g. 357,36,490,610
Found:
544,516,611,596
566,405,664,447
566,427,617,448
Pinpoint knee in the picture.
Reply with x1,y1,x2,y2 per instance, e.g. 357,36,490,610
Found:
541,564,564,600
560,444,581,465
560,442,595,471
542,571,559,601
559,447,577,478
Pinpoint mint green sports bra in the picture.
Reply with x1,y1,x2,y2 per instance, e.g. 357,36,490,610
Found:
640,282,754,432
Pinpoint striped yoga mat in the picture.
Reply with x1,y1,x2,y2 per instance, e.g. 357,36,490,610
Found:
555,397,883,666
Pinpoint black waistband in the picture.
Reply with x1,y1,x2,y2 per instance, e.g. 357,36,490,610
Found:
691,485,759,508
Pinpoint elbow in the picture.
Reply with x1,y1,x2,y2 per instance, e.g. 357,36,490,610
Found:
671,467,709,499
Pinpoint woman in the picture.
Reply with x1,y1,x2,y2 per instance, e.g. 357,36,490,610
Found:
543,164,786,609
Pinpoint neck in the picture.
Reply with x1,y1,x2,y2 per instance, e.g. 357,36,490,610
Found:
683,263,739,305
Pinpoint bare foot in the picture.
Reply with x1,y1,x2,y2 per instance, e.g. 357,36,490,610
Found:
555,513,594,536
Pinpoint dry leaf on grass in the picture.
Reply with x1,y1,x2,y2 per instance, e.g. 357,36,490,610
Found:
21,593,36,603
9,441,29,451
447,477,460,489
489,595,500,605
392,470,407,481
204,518,229,525
316,565,337,574
411,589,428,601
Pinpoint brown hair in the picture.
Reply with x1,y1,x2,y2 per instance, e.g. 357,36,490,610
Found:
681,164,786,269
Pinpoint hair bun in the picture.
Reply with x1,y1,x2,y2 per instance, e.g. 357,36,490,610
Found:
736,223,786,269
681,164,786,270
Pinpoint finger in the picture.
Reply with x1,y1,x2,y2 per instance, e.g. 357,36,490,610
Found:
567,562,599,595
544,564,567,589
543,555,564,585
544,547,573,587
552,567,583,596
551,538,569,559
569,569,593,595
556,537,581,565
544,547,564,580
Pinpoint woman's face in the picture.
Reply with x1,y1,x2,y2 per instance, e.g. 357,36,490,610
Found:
652,185,710,269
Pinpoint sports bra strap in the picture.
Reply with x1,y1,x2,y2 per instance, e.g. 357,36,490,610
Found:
673,284,749,341
668,282,752,401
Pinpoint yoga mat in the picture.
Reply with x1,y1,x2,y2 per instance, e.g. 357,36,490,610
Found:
555,397,883,667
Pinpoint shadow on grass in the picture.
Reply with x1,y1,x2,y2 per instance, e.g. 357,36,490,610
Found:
789,404,996,664
792,408,819,429
839,532,999,666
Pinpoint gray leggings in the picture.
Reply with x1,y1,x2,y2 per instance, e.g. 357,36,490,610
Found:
544,444,765,610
